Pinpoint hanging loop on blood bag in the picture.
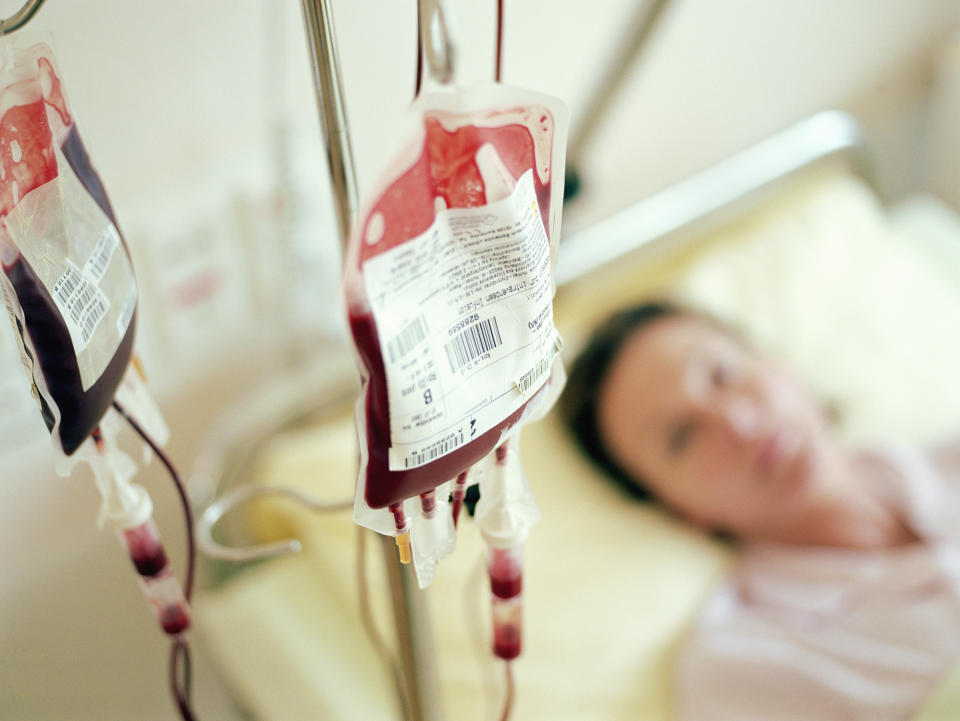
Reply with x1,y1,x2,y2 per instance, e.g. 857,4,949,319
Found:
418,0,455,85
197,484,351,563
0,0,47,35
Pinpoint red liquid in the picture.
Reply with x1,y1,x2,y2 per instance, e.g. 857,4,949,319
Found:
123,524,170,578
161,605,191,636
352,310,530,508
419,489,437,517
0,103,136,454
490,575,522,599
450,471,468,527
489,545,523,599
352,113,554,509
493,619,521,660
122,522,192,635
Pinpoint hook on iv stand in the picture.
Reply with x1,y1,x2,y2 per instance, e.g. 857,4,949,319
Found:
0,0,47,35
419,0,455,85
197,483,351,563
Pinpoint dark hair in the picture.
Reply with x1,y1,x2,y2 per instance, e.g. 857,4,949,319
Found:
559,301,683,501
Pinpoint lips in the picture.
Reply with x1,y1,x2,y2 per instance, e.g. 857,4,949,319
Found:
756,428,791,474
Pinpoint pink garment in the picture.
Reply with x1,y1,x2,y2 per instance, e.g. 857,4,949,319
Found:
677,445,960,721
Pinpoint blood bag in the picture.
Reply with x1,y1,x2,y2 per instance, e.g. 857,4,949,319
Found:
0,39,138,460
343,83,568,542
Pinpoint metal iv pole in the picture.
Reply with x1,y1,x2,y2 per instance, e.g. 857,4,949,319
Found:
298,2,443,721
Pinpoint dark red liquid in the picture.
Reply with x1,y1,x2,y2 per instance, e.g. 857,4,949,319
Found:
490,575,522,599
493,620,521,660
161,605,191,636
419,489,437,516
352,311,529,508
489,545,523,598
123,525,170,577
352,113,554,509
1,103,136,455
7,255,136,454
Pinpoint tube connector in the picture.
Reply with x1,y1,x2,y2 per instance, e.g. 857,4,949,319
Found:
88,420,152,530
395,531,412,564
102,481,153,531
389,502,412,564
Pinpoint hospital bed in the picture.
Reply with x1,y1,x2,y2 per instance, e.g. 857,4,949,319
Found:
190,107,960,720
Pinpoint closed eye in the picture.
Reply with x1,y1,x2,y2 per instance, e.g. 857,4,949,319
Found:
712,362,733,387
669,420,696,456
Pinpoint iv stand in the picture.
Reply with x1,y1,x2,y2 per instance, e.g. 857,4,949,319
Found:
298,3,443,721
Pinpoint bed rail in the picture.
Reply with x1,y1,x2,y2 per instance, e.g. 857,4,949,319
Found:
556,110,872,287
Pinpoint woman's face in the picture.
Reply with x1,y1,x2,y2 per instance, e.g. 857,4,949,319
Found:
597,315,834,537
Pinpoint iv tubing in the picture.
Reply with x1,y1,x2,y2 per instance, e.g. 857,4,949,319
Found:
112,399,196,600
170,638,195,721
451,471,468,527
112,399,199,721
499,662,515,721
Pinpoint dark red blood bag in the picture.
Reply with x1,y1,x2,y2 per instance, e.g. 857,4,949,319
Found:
343,85,567,540
0,40,138,461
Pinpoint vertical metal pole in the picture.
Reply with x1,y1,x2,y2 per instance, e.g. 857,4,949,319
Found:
298,3,442,720
566,0,674,168
380,535,443,721
299,0,358,244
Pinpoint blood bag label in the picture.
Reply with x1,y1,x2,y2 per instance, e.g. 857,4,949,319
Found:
363,170,560,470
4,144,137,392
85,224,121,282
52,259,111,351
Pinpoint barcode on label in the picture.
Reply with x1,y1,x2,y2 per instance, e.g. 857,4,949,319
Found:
445,316,502,373
80,296,108,345
85,225,120,281
68,281,99,326
52,260,110,351
53,263,83,307
387,315,428,363
517,356,551,394
404,433,465,469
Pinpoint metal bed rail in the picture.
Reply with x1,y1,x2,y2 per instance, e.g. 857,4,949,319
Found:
557,110,872,287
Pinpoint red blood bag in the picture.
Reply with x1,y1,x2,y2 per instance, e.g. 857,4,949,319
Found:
0,40,138,460
343,84,567,539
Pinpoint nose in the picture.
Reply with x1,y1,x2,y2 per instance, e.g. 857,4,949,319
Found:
725,397,762,439
700,394,762,442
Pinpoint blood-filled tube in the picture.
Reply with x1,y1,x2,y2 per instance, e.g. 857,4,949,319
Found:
450,471,469,528
481,441,528,661
119,519,191,635
419,489,437,518
488,542,524,660
91,428,191,636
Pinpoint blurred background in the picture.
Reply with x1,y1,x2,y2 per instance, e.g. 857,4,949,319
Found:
2,1,960,719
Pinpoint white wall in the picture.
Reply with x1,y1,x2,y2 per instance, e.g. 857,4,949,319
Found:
1,1,959,719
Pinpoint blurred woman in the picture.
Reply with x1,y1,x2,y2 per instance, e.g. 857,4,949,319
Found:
561,302,960,721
